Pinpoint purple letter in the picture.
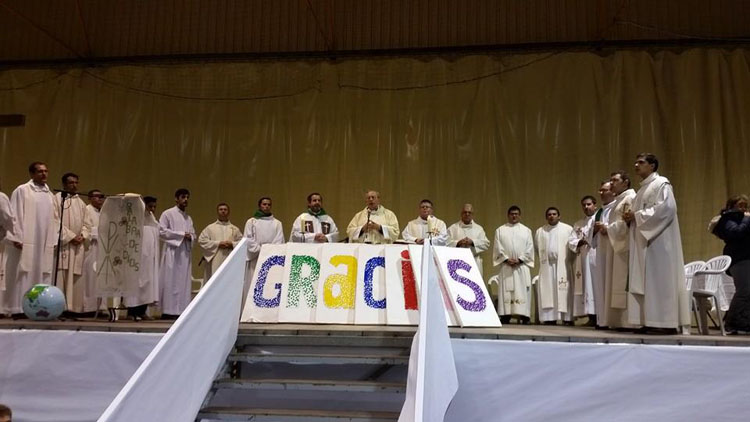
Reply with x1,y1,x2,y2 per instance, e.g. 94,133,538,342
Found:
447,259,486,312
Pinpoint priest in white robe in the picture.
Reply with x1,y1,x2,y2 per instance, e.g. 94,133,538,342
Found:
198,202,242,283
158,189,195,318
492,205,535,323
535,207,575,324
290,192,339,243
199,202,243,282
448,204,490,276
1,162,57,316
567,195,598,323
80,190,105,313
125,196,160,320
624,154,691,333
0,184,14,292
590,180,615,328
55,173,93,313
600,172,636,329
244,197,284,302
346,190,400,244
401,199,449,245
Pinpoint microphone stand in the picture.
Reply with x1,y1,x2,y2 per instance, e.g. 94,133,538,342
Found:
52,191,69,289
365,209,372,244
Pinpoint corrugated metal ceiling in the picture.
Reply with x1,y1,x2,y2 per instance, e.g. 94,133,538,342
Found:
0,0,748,64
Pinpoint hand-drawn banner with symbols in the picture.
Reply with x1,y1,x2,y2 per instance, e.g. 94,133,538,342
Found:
96,194,145,296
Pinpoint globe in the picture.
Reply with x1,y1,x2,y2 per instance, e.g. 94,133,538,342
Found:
22,284,66,321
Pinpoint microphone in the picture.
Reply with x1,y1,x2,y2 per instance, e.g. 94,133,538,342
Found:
53,189,107,199
53,189,76,199
53,188,76,198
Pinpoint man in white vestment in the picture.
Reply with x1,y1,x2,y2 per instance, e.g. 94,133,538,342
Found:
535,207,575,324
567,195,598,325
590,180,616,328
78,189,105,314
597,172,636,329
0,181,14,293
401,199,449,245
623,153,691,333
347,190,400,244
492,205,535,324
158,189,195,319
290,193,339,243
55,173,93,314
448,204,490,276
244,197,284,302
198,203,243,282
126,196,160,321
1,162,57,317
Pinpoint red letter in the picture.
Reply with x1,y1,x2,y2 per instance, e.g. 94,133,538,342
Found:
400,250,418,310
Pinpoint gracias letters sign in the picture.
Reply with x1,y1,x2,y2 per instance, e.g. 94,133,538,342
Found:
240,243,501,327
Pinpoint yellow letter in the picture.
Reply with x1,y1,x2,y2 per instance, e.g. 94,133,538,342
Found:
323,255,357,309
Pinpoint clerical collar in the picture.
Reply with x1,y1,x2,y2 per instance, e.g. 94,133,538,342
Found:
28,180,49,192
254,209,273,218
640,172,658,186
216,220,232,225
459,220,473,227
306,208,327,217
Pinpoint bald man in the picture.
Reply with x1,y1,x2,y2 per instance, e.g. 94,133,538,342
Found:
448,204,490,275
346,190,399,244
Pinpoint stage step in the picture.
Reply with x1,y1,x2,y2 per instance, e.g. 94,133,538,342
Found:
197,407,399,421
196,329,410,421
236,334,413,348
213,378,406,393
228,351,409,365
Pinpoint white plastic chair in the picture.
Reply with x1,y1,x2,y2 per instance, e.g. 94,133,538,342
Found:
684,260,705,326
692,255,732,336
684,261,705,291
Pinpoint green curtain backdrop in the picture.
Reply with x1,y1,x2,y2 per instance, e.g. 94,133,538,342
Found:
1,48,748,277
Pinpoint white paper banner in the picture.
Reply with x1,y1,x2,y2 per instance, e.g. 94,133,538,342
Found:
240,243,500,327
278,243,321,323
315,244,358,324
354,244,387,325
434,246,501,327
240,243,287,322
96,195,145,296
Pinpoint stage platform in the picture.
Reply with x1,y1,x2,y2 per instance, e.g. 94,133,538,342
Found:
1,318,749,347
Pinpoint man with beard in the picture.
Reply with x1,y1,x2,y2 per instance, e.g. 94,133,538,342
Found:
290,193,339,243
568,195,598,326
158,188,195,319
